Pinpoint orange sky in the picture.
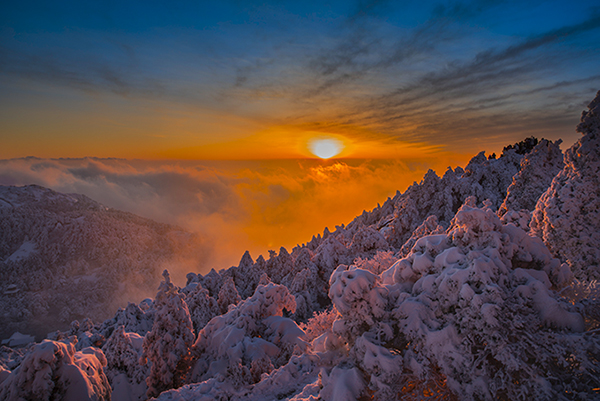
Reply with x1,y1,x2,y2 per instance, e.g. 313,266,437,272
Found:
2,0,598,275
231,156,470,254
0,89,582,161
2,0,596,163
0,87,461,160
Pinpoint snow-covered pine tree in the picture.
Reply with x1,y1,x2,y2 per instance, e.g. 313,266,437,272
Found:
188,282,304,393
102,325,148,400
531,90,600,281
103,326,142,381
184,285,220,335
140,270,194,398
217,276,242,314
498,139,564,216
320,199,597,400
0,339,111,401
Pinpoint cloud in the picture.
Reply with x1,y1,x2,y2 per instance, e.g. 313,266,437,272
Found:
217,2,600,155
0,158,246,270
310,13,600,148
304,2,466,96
281,1,513,100
0,30,156,97
0,155,469,273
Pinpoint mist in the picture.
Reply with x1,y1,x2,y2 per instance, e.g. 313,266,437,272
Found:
0,155,469,276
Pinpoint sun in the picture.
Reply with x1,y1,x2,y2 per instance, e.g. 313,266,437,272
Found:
309,138,343,159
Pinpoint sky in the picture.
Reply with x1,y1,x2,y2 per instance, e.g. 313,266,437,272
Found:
1,0,599,272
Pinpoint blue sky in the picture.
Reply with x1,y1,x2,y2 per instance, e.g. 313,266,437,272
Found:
1,0,599,158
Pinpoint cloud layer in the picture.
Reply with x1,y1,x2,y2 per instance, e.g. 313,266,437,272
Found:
0,156,469,273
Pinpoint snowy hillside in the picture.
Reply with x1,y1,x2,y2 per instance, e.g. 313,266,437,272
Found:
0,185,201,342
1,92,599,401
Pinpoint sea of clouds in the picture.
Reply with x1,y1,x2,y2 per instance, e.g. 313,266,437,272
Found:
0,157,462,274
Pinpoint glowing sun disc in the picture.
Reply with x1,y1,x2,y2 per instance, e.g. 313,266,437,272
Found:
310,138,343,159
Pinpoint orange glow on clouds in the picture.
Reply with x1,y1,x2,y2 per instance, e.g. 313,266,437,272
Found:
0,83,468,162
0,154,472,272
228,155,471,263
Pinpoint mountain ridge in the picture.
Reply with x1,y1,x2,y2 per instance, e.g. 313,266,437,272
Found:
0,184,202,342
1,91,599,400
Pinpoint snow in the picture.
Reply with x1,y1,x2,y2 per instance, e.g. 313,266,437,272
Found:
1,332,35,348
498,139,564,216
0,366,9,386
513,269,584,332
0,182,198,343
531,90,600,281
102,325,148,400
141,270,194,398
189,282,302,387
320,200,596,400
182,284,219,335
319,366,365,401
4,240,36,263
0,185,87,210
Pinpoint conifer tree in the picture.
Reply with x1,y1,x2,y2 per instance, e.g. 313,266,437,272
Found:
217,276,241,314
141,270,194,398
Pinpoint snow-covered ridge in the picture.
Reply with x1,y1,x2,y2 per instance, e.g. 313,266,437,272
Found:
1,92,600,401
0,184,201,343
0,184,104,211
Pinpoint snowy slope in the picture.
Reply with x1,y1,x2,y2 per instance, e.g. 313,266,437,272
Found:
0,185,200,342
154,91,599,401
181,131,565,325
1,92,600,401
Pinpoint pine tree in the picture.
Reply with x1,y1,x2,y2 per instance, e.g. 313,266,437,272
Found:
140,270,195,398
102,325,147,386
531,91,600,280
186,285,220,335
217,276,241,314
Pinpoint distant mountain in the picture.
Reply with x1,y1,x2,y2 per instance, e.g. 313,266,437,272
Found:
0,185,201,342
1,92,599,401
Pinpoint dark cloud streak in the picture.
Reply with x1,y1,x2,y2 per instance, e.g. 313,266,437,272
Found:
0,32,166,98
321,14,600,146
303,0,508,98
1,0,599,155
